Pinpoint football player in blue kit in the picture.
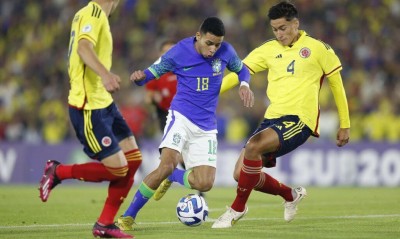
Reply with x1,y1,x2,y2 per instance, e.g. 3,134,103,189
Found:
117,16,254,230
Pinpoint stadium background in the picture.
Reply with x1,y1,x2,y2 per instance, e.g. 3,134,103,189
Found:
0,0,399,186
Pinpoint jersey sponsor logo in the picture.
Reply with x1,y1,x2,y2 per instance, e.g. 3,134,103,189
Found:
82,24,92,33
183,66,193,71
101,136,112,147
299,47,311,58
275,54,282,58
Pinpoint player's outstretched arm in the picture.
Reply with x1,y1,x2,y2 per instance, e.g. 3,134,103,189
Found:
130,69,157,86
220,72,240,94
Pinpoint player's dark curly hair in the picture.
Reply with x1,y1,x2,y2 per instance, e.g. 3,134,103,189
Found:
268,1,298,21
199,17,225,37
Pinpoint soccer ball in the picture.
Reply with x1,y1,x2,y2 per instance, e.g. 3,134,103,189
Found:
176,194,208,226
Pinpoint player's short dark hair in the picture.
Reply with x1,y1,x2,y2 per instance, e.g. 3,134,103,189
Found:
199,17,225,37
159,39,176,51
268,1,298,21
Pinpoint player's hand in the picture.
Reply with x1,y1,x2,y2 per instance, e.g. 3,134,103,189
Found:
102,71,121,93
239,85,254,108
130,70,146,82
336,128,350,147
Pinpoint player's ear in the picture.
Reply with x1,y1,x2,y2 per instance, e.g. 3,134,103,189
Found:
195,32,200,41
293,18,299,29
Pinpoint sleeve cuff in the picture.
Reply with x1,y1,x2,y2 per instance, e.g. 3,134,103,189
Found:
240,81,249,87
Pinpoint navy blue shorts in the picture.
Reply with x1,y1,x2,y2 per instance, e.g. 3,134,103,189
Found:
69,103,133,160
247,115,312,168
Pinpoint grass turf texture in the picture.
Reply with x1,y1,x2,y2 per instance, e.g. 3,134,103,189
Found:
0,185,399,239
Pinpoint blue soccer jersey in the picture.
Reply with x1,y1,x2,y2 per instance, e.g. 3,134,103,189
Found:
146,37,245,131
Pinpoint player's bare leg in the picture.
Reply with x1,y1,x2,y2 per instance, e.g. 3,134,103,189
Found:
118,148,180,230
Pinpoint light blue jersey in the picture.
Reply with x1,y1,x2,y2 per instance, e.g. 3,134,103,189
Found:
146,37,244,131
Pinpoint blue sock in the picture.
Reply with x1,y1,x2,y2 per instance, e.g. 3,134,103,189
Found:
168,168,192,189
168,168,185,185
123,182,154,218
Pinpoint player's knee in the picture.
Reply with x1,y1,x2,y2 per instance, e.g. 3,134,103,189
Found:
196,182,213,192
245,140,259,153
106,165,129,178
193,178,214,192
245,140,265,159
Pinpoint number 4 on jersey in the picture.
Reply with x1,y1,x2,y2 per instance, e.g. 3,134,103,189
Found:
287,60,295,74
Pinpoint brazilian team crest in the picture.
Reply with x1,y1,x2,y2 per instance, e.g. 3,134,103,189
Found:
211,58,222,73
172,133,182,146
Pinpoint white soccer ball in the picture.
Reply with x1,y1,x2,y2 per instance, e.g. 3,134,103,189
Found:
176,194,208,226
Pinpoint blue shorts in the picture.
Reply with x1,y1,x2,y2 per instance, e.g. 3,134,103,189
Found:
69,103,133,160
247,115,312,168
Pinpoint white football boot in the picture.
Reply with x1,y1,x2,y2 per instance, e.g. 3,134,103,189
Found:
212,206,248,229
284,186,307,222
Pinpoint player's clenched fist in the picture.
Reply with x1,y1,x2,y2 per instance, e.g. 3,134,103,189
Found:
130,70,146,82
102,71,121,93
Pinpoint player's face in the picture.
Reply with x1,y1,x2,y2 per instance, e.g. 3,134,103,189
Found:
195,32,224,58
270,18,299,46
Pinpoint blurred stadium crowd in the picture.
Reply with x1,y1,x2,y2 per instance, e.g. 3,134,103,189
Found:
1,0,400,144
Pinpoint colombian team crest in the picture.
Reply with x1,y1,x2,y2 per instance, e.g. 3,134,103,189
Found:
101,136,112,147
299,47,311,58
211,58,222,73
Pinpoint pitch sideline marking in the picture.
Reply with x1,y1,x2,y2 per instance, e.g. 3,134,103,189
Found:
1,214,399,230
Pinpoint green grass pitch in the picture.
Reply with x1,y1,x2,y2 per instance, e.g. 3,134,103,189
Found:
0,185,399,239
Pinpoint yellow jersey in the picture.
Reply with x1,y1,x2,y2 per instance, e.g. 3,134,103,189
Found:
67,1,113,110
221,30,350,135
